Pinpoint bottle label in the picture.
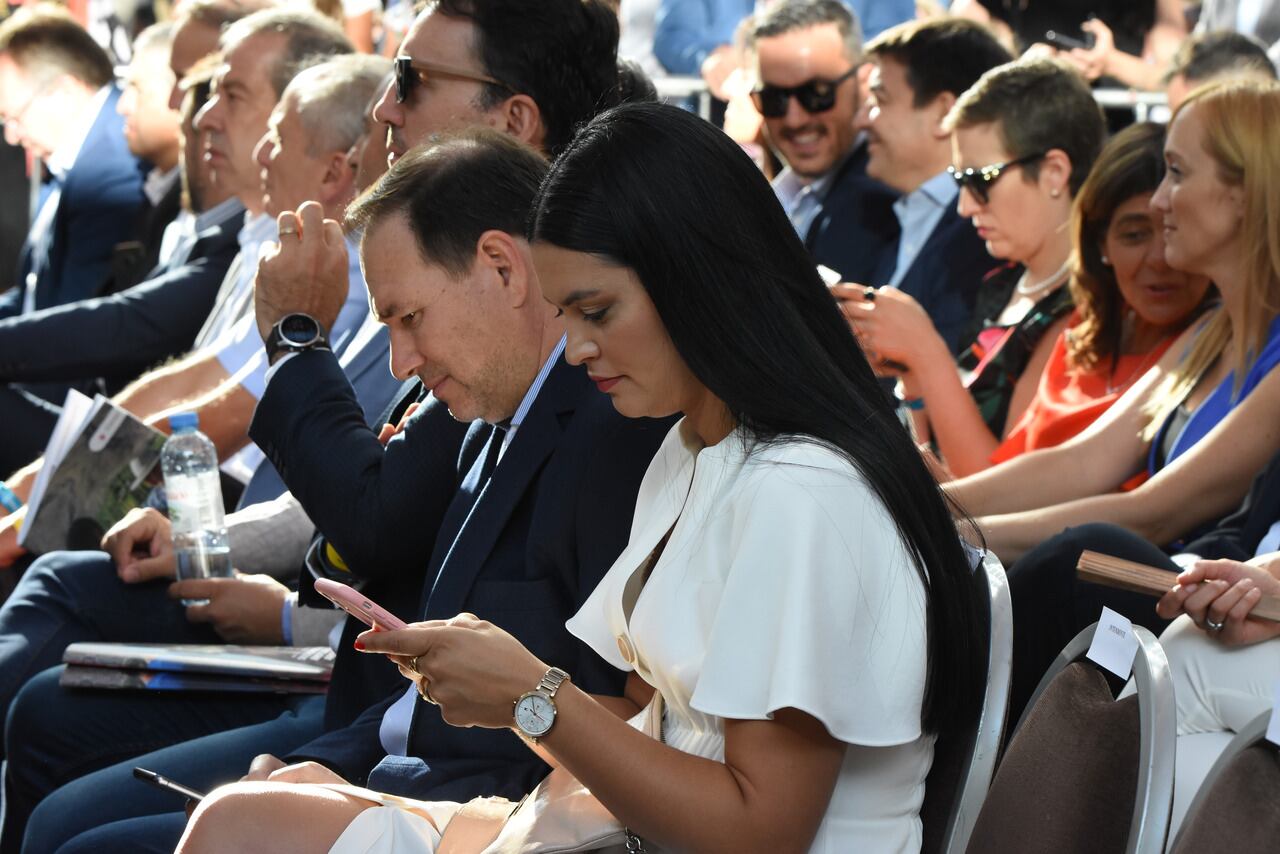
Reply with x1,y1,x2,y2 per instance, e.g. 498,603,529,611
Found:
166,471,225,534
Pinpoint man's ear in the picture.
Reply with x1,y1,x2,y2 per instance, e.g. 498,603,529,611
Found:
928,91,957,139
317,149,357,209
475,229,531,307
497,94,545,151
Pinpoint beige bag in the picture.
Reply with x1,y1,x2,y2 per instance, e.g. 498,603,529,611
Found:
437,694,664,854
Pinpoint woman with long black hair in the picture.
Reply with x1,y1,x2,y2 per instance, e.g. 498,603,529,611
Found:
178,102,985,854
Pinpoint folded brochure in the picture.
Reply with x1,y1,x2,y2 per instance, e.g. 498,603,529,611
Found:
60,643,334,694
19,390,166,554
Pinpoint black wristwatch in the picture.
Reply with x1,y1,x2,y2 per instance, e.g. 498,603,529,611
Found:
265,313,331,362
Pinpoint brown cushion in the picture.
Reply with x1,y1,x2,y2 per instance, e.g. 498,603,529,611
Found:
1170,743,1280,853
964,662,1140,854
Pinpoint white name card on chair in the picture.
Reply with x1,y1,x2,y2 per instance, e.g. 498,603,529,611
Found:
1086,607,1139,680
1267,680,1280,747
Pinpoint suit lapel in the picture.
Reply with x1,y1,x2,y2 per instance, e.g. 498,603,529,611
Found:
421,358,584,620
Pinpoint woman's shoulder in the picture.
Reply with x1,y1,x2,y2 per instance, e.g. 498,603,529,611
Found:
732,436,886,514
744,435,862,475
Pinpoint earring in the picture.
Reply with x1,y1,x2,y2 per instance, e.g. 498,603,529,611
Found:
1100,255,1110,265
1050,188,1061,198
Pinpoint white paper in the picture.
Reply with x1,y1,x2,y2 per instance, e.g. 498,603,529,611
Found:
1086,607,1140,681
19,389,96,547
1267,680,1280,747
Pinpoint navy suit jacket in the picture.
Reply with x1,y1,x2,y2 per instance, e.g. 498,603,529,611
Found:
0,207,242,391
0,87,147,319
98,175,183,298
803,141,900,287
255,354,671,801
869,203,998,354
235,324,405,510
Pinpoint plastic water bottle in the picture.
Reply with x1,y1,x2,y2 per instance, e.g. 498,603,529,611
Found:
161,412,232,605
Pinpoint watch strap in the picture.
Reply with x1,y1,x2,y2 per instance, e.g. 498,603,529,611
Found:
535,666,570,699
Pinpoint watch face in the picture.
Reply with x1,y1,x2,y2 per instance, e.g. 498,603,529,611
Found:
514,693,555,737
280,314,320,346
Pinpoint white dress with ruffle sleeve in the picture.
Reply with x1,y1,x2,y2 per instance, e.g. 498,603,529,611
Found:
564,419,934,853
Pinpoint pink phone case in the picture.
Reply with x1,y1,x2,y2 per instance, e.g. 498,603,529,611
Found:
314,578,408,631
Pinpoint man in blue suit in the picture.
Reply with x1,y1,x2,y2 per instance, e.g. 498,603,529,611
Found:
240,136,668,800
832,18,1013,354
0,6,146,319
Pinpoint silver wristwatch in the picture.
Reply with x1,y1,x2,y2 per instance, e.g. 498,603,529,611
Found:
513,666,570,742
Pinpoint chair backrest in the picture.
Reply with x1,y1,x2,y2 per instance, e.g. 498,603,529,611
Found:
921,550,1012,854
1169,711,1280,853
963,622,1175,854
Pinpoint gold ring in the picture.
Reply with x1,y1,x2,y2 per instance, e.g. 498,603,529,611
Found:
417,679,437,705
279,227,299,237
409,654,422,674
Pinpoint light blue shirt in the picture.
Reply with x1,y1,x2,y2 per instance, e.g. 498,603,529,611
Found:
194,212,278,349
1238,0,1269,35
378,336,568,756
887,169,956,290
773,165,838,242
216,233,370,401
158,196,245,276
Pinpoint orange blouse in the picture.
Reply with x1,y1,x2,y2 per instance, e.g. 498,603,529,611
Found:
990,320,1175,467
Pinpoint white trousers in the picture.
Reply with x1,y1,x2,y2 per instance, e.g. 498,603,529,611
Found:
1159,615,1279,843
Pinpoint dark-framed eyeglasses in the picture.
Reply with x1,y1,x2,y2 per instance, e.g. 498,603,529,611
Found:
947,152,1047,205
750,67,858,119
393,57,512,104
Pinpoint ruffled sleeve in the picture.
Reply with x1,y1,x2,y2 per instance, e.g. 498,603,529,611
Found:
689,444,929,747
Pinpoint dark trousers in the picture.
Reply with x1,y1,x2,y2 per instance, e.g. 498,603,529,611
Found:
0,386,61,475
1007,523,1177,726
0,551,299,852
21,686,323,853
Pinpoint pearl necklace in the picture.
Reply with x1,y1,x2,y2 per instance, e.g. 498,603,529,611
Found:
1015,259,1072,298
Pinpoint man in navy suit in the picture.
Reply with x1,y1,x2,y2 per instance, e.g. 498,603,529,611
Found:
0,6,146,319
242,134,667,804
832,17,1011,353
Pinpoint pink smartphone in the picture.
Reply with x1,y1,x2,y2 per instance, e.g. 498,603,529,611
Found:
314,578,408,631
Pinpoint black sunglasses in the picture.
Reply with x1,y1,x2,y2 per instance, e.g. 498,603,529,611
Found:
393,57,511,104
947,152,1047,205
750,67,858,118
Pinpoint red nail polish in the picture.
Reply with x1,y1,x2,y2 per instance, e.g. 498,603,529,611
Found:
353,639,365,651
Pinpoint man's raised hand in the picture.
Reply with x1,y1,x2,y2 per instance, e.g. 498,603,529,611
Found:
255,202,350,346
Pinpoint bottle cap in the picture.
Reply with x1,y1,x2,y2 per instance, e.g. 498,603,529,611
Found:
168,412,199,432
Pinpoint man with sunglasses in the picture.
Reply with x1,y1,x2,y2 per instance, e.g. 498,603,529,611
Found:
831,18,1012,354
748,0,897,287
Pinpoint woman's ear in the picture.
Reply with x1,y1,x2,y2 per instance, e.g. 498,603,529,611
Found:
1041,148,1073,199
